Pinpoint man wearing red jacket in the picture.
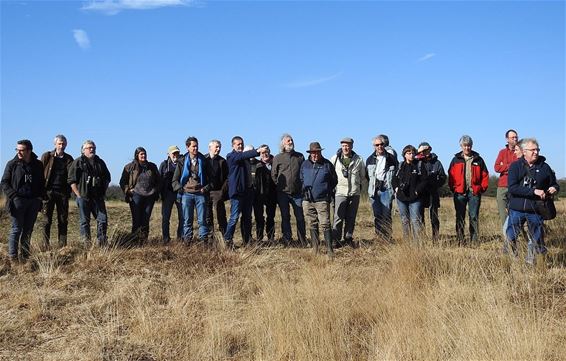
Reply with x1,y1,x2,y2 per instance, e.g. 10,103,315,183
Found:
494,129,519,226
448,135,489,245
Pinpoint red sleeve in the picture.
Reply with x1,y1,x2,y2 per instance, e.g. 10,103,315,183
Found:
494,148,508,174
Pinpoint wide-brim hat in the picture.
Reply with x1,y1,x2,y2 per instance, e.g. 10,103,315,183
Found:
307,142,324,153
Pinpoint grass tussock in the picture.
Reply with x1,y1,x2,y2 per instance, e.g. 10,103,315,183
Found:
0,198,565,360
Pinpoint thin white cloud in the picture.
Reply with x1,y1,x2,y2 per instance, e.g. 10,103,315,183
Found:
73,29,91,49
284,72,342,88
417,53,436,62
82,0,193,15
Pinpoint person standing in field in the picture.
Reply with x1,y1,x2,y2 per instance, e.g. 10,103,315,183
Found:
40,134,74,248
330,137,366,248
300,142,338,258
253,144,278,243
120,147,160,243
271,133,307,246
494,129,519,227
68,140,111,247
448,135,489,246
506,138,559,264
2,139,45,262
366,135,398,242
205,139,229,238
415,141,446,241
159,145,184,244
172,136,213,244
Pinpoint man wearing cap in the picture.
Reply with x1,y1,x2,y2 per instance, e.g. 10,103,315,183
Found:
415,141,446,241
272,134,307,246
223,136,268,248
330,137,366,248
301,142,338,258
159,145,183,243
494,129,519,227
366,135,399,242
253,144,277,243
205,139,228,237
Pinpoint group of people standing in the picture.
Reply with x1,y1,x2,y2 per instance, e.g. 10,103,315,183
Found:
2,131,559,263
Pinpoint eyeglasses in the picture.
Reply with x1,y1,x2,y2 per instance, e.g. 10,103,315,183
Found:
524,148,540,152
374,143,384,147
84,146,95,150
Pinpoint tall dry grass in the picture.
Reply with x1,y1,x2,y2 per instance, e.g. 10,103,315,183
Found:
0,198,565,360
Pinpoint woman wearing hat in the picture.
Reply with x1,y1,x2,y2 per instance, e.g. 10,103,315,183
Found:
120,147,160,243
392,145,428,243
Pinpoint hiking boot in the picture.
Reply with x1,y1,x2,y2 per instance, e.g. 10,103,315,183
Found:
324,230,334,260
310,229,319,255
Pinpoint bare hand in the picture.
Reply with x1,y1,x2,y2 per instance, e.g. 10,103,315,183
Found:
534,189,546,199
547,186,557,195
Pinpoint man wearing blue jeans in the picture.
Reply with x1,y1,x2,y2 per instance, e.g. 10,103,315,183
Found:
172,137,213,244
2,139,45,261
271,134,307,246
68,140,111,247
224,136,268,249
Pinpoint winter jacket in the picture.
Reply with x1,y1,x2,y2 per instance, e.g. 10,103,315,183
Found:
448,151,489,196
226,149,260,198
159,158,179,197
392,161,428,203
272,150,305,196
494,145,516,187
40,150,74,195
330,150,366,197
300,157,338,202
67,155,111,200
172,153,214,194
366,151,398,197
205,154,228,194
419,153,447,208
1,153,45,201
119,161,160,202
508,156,559,213
255,156,277,198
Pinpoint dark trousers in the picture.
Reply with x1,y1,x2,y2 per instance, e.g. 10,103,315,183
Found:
419,204,440,240
7,197,41,259
206,190,227,235
453,190,481,244
42,190,69,247
253,194,277,241
76,196,108,246
129,193,156,241
161,191,183,242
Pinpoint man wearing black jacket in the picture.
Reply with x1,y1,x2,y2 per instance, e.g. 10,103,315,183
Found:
1,139,45,261
159,145,183,243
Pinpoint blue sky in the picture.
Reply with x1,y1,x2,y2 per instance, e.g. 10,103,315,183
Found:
1,0,564,183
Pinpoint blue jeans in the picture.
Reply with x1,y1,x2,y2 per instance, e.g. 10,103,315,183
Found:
181,192,208,241
369,188,393,241
224,189,254,244
76,196,108,246
277,191,306,243
161,191,183,242
129,193,156,241
506,209,545,263
7,197,41,259
453,190,481,244
396,199,423,242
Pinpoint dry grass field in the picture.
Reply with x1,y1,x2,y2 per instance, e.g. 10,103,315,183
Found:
1,197,565,360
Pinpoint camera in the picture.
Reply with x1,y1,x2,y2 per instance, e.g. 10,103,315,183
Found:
341,167,349,178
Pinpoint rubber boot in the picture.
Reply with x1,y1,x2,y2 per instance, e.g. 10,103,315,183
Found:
324,230,334,260
310,229,319,255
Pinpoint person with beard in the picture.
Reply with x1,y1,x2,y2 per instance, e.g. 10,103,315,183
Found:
253,144,277,243
120,147,160,243
2,139,45,262
159,145,183,243
271,133,307,246
330,137,366,248
415,141,446,241
40,134,74,248
506,138,559,264
68,140,111,247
